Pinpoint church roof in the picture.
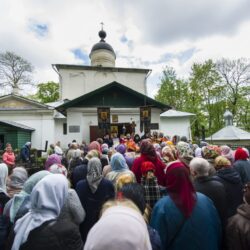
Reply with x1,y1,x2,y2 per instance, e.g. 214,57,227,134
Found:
160,109,195,117
53,64,150,73
0,120,35,131
0,94,53,110
206,125,250,141
56,81,171,114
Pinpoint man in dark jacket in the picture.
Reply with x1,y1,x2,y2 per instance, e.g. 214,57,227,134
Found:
226,182,250,250
190,158,227,225
213,156,243,219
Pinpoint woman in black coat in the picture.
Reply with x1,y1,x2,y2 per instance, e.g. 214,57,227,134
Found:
213,156,243,218
76,157,115,244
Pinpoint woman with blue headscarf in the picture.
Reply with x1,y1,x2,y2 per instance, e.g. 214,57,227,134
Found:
4,170,50,224
7,174,83,250
106,152,135,185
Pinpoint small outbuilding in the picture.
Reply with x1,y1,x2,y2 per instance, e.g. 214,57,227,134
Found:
159,110,195,140
206,110,250,150
0,120,34,150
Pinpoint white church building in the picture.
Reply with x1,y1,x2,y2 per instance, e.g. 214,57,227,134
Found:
0,29,194,150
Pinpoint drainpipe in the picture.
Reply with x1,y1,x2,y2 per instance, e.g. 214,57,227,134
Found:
52,64,62,100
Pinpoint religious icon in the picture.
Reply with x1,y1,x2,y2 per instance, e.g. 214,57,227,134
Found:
142,110,149,118
112,115,118,123
101,112,108,121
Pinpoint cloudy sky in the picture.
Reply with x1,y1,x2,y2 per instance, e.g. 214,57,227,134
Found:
1,0,250,97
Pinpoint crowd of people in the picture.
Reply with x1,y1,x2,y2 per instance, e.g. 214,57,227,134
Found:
0,132,250,250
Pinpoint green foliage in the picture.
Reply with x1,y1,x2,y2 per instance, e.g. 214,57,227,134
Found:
155,66,188,110
29,81,59,103
156,58,250,139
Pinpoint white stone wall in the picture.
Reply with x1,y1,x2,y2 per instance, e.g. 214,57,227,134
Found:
59,68,148,100
159,117,191,139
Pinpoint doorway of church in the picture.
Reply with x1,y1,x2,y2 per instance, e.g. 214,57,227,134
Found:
89,123,133,142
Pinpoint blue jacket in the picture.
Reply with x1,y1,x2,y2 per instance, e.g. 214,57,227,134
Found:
150,193,221,250
233,160,250,184
20,145,30,162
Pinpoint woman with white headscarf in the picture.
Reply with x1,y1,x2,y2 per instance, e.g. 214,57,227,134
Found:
0,163,9,249
84,199,152,250
76,157,115,244
7,167,28,198
7,174,83,250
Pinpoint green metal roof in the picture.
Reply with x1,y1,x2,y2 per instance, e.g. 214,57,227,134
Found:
57,81,171,113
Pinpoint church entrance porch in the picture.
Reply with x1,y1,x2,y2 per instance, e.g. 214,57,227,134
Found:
89,123,133,142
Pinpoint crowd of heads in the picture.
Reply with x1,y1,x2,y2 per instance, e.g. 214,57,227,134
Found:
0,133,249,249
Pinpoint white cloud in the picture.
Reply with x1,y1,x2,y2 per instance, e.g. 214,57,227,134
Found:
0,0,249,97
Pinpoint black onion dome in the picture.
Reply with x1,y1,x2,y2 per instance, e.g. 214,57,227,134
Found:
90,29,115,55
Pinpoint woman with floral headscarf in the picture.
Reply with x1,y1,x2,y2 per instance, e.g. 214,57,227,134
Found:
132,139,166,186
150,161,221,250
106,152,135,184
7,167,28,198
76,157,115,244
201,145,221,176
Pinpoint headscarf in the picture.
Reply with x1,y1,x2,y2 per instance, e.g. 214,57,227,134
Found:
162,145,176,162
85,149,100,161
45,154,61,170
0,163,8,195
202,145,221,159
140,139,157,161
88,141,101,154
166,161,197,218
70,149,81,159
110,152,128,172
84,205,152,250
25,142,31,147
220,145,234,163
86,157,103,193
8,167,28,190
176,141,194,164
101,143,109,150
235,147,249,161
48,164,68,177
9,170,50,223
116,144,126,155
54,146,63,157
12,174,68,250
141,161,155,177
214,156,231,170
194,147,202,158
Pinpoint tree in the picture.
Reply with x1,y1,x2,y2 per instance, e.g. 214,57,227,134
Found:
189,60,224,135
0,51,33,93
155,66,188,110
31,81,59,103
216,58,250,124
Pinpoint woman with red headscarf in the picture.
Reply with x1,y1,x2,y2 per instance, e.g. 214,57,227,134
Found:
150,161,221,250
131,139,166,186
233,147,250,184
